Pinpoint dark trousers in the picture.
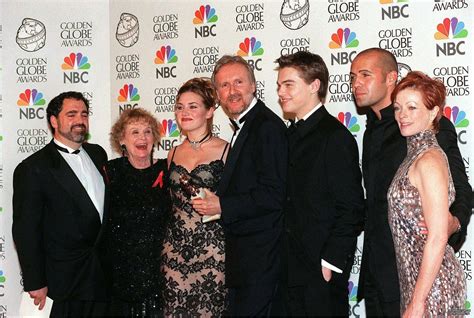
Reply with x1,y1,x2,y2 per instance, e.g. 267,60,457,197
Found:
287,273,350,317
363,269,401,317
226,282,280,317
50,300,108,317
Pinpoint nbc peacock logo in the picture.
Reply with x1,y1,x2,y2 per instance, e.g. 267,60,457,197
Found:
161,119,180,138
444,106,469,128
237,37,264,71
435,17,468,40
444,106,469,145
338,112,360,133
155,45,178,78
348,280,358,302
118,84,140,102
193,5,218,38
237,37,264,57
17,89,46,120
193,5,218,24
62,52,90,70
435,17,468,56
329,28,359,65
159,119,180,150
62,53,90,84
329,28,359,49
154,45,178,64
17,89,45,106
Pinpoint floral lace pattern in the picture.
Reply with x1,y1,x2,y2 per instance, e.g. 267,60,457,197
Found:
162,160,227,317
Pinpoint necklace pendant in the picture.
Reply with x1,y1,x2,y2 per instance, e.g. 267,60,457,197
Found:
190,141,200,150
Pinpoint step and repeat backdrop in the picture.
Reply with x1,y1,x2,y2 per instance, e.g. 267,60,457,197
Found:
0,0,473,316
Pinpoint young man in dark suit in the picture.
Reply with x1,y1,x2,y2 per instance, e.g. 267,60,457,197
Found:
193,55,288,316
350,48,471,317
276,51,365,316
12,91,109,317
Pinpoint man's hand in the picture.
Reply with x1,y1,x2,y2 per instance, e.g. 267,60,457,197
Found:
192,189,222,215
418,214,460,236
29,286,48,310
321,266,332,282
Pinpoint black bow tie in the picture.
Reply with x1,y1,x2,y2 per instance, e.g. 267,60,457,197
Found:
289,119,304,129
54,143,80,154
230,115,247,131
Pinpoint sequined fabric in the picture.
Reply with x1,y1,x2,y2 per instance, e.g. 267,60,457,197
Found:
162,160,227,317
105,157,171,316
387,130,466,316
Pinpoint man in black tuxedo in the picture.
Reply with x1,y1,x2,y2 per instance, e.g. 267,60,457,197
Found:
12,91,109,317
350,48,472,316
275,51,364,316
193,55,288,316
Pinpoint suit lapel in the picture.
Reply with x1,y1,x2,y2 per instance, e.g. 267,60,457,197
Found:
289,106,329,158
217,101,261,194
46,141,101,226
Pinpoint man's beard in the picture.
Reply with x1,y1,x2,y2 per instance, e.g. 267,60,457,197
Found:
59,124,87,144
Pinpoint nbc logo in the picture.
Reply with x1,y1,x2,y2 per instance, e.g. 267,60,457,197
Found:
329,28,359,65
155,45,178,78
444,106,469,128
193,5,218,38
159,119,180,150
338,112,360,133
237,37,264,71
237,37,264,57
17,88,45,106
380,0,409,20
62,53,90,84
17,89,46,120
444,106,469,144
347,281,363,316
435,17,468,56
118,84,140,113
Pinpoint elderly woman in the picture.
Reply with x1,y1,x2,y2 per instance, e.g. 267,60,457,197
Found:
105,107,170,316
388,71,466,317
161,78,229,317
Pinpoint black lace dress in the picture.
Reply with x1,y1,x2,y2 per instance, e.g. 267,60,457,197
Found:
105,157,171,317
161,148,228,317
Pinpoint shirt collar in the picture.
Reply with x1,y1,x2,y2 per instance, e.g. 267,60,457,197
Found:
297,102,323,122
54,138,83,154
235,97,257,126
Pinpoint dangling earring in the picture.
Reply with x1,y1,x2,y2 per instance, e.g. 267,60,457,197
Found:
150,144,155,165
121,144,127,157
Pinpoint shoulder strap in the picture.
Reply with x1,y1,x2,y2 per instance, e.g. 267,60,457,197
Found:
220,142,230,160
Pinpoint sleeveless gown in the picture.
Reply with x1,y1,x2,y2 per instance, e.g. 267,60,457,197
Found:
161,146,228,317
387,130,466,316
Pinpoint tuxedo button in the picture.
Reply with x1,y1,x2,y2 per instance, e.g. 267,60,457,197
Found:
286,196,291,202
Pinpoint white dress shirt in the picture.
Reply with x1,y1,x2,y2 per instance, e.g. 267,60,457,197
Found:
54,139,105,222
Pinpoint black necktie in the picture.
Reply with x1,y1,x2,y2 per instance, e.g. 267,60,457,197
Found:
54,143,80,154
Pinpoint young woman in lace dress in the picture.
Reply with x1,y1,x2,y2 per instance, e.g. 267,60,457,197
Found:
161,78,229,316
388,72,466,317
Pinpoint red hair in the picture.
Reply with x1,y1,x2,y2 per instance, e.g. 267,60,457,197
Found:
391,71,445,131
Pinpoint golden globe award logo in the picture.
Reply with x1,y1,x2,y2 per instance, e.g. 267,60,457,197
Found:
16,18,46,52
280,0,309,30
116,13,139,47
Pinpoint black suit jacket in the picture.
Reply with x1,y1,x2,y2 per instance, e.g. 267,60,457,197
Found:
358,106,472,302
12,140,109,302
217,100,288,287
285,106,364,287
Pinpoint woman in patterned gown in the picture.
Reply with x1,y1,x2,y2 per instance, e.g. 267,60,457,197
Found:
161,77,229,316
388,71,466,317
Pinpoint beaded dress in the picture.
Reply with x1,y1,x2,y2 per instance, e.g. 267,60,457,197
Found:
387,130,466,316
161,145,228,317
105,157,170,317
